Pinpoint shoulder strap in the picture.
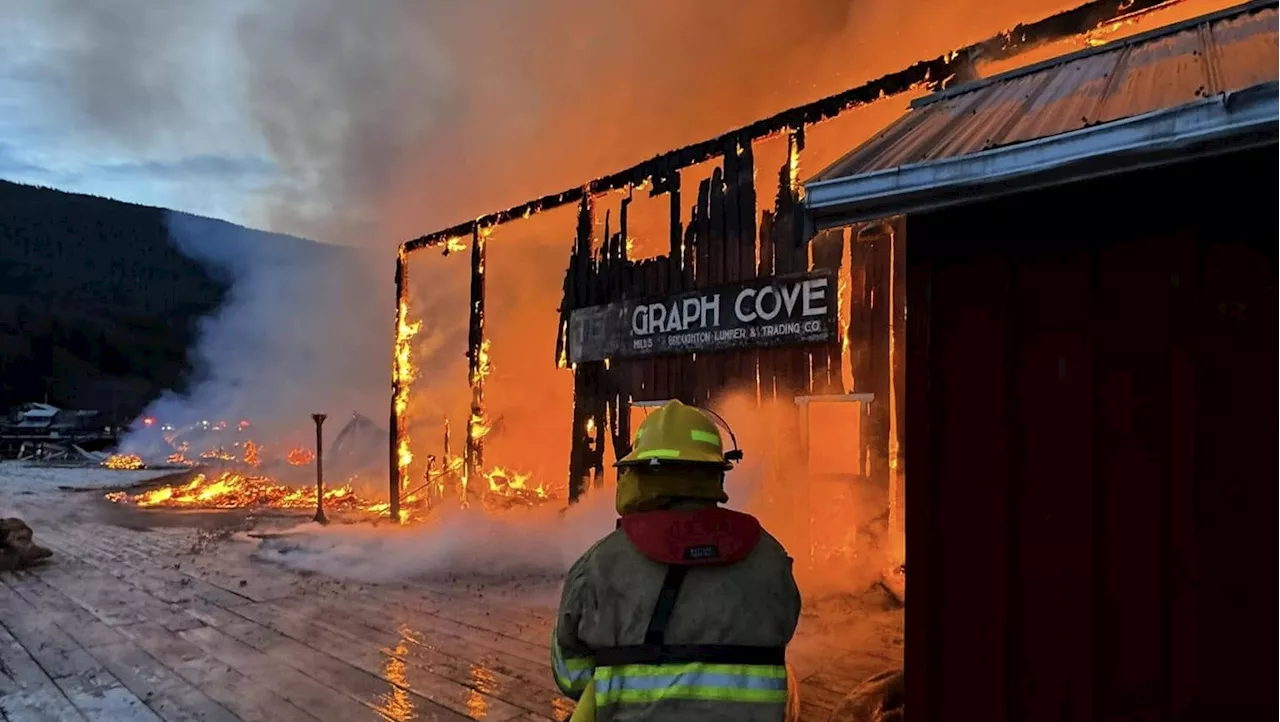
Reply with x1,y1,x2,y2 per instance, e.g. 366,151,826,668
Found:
592,560,786,668
644,565,689,645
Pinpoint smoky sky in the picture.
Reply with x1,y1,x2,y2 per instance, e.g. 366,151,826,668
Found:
11,0,1077,245
10,0,1079,462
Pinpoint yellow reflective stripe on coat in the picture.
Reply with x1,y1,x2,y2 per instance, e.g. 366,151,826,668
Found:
550,631,594,694
593,663,788,705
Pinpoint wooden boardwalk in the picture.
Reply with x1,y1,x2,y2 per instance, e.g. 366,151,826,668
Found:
0,518,901,721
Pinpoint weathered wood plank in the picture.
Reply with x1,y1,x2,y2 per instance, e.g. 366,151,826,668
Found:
55,668,165,722
210,604,513,721
188,613,449,720
119,622,320,722
177,625,381,722
2,572,125,649
271,593,555,683
0,623,88,722
0,584,157,721
31,560,167,627
279,590,554,670
261,597,566,719
87,640,242,722
0,581,102,680
60,530,254,608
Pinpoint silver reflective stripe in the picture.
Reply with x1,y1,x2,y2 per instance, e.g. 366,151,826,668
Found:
550,630,593,693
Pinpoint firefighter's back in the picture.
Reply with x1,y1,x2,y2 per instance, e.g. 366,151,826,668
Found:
571,520,801,722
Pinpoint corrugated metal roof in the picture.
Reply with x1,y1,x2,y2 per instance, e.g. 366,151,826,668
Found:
810,1,1278,183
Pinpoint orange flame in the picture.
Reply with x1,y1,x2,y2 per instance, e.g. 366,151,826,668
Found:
243,440,261,468
393,248,422,498
105,471,364,510
286,447,316,466
103,454,144,470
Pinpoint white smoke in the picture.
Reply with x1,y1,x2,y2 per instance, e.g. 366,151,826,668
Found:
252,490,618,584
119,212,388,459
248,417,771,585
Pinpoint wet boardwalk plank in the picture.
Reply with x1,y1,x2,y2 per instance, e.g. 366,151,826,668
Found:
3,514,898,722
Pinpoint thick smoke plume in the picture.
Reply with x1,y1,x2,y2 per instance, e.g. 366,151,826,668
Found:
233,0,1083,244
20,0,1082,460
120,213,388,457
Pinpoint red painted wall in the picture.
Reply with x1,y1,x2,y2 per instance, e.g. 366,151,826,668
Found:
904,148,1277,721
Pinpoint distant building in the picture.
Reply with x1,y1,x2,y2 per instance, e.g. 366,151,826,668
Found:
4,403,105,436
10,402,60,429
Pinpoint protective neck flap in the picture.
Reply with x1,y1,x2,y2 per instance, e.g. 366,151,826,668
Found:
620,508,762,566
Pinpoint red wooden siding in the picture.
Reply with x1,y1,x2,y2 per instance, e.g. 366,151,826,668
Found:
905,148,1277,721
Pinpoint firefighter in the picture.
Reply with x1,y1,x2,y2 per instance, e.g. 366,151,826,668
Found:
552,399,802,721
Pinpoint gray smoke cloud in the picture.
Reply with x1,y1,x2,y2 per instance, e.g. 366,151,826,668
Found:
120,213,387,454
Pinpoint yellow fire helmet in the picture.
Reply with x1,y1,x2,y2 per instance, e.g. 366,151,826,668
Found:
616,399,743,469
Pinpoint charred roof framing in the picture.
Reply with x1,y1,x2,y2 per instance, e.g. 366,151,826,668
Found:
389,0,1209,511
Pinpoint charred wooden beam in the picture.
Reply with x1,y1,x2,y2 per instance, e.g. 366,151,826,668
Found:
388,250,411,521
401,0,1167,253
567,197,596,503
464,226,488,500
667,174,683,263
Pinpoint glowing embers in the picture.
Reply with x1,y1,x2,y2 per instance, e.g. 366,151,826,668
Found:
287,447,316,466
105,470,370,512
102,454,144,470
243,440,262,468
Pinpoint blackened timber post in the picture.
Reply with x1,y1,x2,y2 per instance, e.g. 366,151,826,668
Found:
312,413,328,524
568,196,595,504
464,226,488,503
389,250,408,521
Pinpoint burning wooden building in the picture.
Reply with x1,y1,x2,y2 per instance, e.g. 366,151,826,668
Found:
391,0,1276,718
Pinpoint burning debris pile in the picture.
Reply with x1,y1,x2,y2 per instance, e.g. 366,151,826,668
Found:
105,471,371,512
372,451,552,521
102,416,378,516
102,409,556,521
103,453,145,470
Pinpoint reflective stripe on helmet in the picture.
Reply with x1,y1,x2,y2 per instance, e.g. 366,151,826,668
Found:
689,429,720,446
593,662,788,705
635,448,681,460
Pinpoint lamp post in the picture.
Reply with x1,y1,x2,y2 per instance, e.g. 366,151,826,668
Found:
311,413,328,524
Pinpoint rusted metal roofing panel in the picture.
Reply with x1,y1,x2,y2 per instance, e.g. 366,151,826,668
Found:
925,71,1054,160
1095,22,1213,122
1212,7,1280,88
809,2,1278,184
999,50,1121,145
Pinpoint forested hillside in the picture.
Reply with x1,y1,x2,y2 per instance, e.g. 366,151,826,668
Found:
0,180,320,422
